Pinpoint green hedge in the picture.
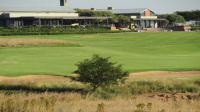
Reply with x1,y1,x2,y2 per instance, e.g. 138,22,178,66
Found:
191,26,200,31
0,26,131,36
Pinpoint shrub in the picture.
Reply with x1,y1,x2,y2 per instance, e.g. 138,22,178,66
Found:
191,26,200,31
175,15,185,23
0,26,132,36
74,54,128,91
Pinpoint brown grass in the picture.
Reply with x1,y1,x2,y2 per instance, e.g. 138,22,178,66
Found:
129,71,200,78
0,71,199,82
0,72,199,112
0,71,199,93
0,38,80,47
0,92,199,112
0,75,86,91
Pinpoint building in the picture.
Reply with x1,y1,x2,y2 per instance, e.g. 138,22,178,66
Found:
96,7,167,30
0,9,79,27
0,0,111,27
60,0,67,6
0,0,166,30
0,8,112,27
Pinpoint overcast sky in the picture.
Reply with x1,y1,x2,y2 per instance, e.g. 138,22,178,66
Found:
0,0,200,14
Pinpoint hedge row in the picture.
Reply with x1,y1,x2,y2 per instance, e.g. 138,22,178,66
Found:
0,26,132,36
191,26,200,31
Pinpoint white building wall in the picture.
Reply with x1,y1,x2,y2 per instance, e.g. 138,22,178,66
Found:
8,12,78,18
155,21,158,28
141,16,157,19
130,16,137,19
150,21,154,28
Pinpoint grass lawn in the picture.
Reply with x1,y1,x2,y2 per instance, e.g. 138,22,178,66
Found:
0,32,200,76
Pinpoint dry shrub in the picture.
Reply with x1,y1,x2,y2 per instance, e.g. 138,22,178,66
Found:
0,38,80,47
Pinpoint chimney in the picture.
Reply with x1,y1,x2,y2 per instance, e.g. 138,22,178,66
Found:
107,7,113,10
60,0,67,6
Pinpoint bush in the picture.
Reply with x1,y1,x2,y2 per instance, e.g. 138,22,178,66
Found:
191,26,200,31
0,26,132,36
127,80,199,94
175,15,185,23
74,54,128,91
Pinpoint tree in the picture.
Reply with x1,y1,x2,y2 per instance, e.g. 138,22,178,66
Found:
74,54,128,91
75,9,114,17
175,15,185,23
176,10,200,21
166,14,177,24
158,14,185,25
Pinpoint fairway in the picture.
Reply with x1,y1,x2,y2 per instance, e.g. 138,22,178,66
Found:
0,32,200,76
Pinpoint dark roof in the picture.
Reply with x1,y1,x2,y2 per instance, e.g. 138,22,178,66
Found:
0,7,75,13
96,8,151,14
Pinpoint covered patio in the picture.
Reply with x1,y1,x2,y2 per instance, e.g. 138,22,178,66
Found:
131,18,168,29
3,16,112,27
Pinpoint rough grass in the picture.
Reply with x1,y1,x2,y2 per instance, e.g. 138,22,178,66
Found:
0,73,199,96
0,38,81,47
0,92,199,112
0,75,87,93
0,32,200,76
0,73,199,112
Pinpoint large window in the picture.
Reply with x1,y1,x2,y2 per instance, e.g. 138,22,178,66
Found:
60,0,67,6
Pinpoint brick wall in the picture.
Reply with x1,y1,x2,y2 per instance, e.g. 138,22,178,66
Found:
144,9,151,16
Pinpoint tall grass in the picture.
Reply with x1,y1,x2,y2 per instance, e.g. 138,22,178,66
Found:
0,76,88,93
0,92,199,112
127,80,200,94
93,78,200,99
0,76,199,98
0,75,199,112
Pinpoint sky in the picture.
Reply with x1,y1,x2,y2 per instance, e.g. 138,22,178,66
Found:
0,0,200,14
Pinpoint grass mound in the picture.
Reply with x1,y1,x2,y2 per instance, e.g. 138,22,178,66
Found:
0,38,81,47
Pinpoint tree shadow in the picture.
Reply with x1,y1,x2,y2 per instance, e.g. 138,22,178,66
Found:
0,85,88,94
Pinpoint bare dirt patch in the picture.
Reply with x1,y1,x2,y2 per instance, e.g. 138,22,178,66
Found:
0,38,80,47
129,71,200,78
